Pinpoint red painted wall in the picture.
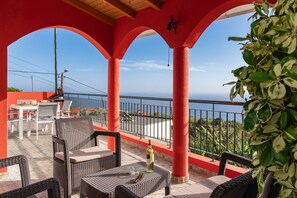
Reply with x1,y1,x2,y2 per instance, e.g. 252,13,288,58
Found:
0,46,7,172
0,0,112,58
7,92,55,109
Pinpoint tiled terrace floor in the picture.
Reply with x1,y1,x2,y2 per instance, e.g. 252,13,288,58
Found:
1,122,211,197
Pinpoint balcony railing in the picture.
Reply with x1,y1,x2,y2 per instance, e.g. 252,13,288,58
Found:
64,93,248,159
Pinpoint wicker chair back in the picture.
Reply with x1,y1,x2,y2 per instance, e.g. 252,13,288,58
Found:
55,117,96,151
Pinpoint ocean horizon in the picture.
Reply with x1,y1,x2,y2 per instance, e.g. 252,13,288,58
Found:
120,92,246,103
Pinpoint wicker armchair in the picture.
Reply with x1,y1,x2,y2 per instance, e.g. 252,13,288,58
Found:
0,177,61,198
115,152,257,198
0,155,30,188
52,117,121,198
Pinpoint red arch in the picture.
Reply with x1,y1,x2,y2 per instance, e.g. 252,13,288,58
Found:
0,0,112,58
185,0,254,47
113,0,263,52
113,26,169,59
185,0,276,47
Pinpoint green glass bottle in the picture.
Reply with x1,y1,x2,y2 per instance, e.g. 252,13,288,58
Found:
146,139,154,172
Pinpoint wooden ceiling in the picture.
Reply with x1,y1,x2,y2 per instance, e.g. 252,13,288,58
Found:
64,0,163,26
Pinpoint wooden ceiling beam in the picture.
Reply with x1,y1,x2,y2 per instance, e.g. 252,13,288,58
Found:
142,0,162,10
104,0,136,19
63,0,114,26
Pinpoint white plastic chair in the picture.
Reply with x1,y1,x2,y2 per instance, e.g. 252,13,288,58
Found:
8,117,18,133
8,107,19,133
31,102,58,139
60,100,72,118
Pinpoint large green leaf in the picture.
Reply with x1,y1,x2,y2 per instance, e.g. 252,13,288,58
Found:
275,33,290,45
285,128,297,141
250,141,269,150
250,136,269,146
260,145,274,166
263,124,279,133
257,170,264,194
243,50,254,65
286,108,297,123
291,92,297,106
279,189,292,198
273,135,286,153
223,81,236,86
249,72,273,82
257,104,272,123
228,36,248,41
280,111,287,130
273,64,282,77
269,111,282,124
244,110,258,131
268,100,285,109
268,83,286,99
250,17,261,27
231,66,245,78
288,37,296,54
274,151,289,164
271,25,287,32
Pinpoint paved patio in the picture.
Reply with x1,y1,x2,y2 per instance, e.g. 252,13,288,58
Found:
0,121,212,197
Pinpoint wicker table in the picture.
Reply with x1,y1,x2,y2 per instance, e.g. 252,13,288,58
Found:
80,162,171,198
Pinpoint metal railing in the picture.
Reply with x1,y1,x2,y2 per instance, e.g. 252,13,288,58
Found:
64,93,247,159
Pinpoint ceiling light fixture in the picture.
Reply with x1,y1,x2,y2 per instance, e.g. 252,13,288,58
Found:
166,15,176,67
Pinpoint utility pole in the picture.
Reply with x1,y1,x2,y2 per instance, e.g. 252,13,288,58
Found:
61,69,68,91
31,76,34,92
54,28,58,93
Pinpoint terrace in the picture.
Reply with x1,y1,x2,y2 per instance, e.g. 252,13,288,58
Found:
0,0,277,197
1,91,247,197
2,125,212,197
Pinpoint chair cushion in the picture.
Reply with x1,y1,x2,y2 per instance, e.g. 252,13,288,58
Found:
167,175,230,198
55,146,113,163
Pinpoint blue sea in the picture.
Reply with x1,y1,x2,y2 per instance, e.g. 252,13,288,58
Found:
67,92,246,122
120,92,245,112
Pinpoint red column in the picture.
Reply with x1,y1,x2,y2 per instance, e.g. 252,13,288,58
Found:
107,58,120,151
0,47,7,172
172,47,189,183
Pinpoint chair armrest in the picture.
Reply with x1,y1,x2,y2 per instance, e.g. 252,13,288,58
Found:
218,152,253,175
115,185,139,198
0,155,30,187
93,130,121,167
52,135,70,164
0,177,61,198
210,170,257,198
52,135,71,196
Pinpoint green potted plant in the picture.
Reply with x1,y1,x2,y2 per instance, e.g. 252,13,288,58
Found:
226,0,297,197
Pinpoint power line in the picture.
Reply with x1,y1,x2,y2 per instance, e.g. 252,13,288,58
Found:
64,76,107,94
9,61,52,74
9,55,52,72
9,67,54,84
10,73,31,79
8,69,55,75
10,73,54,87
34,76,55,85
33,78,54,87
63,84,83,93
9,62,106,94
33,77,54,86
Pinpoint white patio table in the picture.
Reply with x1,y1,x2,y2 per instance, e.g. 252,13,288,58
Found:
12,105,38,139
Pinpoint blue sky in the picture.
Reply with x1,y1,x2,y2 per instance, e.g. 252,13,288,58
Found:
8,13,251,100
